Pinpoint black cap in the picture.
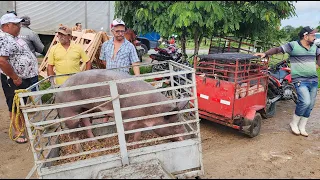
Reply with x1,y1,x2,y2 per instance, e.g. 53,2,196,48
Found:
20,16,30,26
299,26,317,38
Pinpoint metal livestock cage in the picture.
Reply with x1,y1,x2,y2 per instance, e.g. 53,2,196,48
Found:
194,53,269,137
18,60,203,179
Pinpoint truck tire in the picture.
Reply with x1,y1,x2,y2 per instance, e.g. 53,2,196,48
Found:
248,112,262,138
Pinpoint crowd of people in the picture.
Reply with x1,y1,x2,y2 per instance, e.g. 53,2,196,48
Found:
0,10,319,144
0,12,141,144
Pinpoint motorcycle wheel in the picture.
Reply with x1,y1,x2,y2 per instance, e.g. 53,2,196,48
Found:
152,64,168,72
141,44,148,54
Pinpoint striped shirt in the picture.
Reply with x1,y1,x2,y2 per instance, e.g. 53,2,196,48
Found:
99,38,139,73
281,41,320,83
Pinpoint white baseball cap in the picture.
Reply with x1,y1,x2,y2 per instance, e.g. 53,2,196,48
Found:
110,18,125,29
0,13,24,25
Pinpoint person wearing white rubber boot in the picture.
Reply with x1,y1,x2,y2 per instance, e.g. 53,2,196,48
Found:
255,26,320,137
290,114,301,135
299,117,309,137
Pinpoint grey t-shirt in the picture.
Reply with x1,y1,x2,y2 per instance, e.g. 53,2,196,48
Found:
18,26,44,56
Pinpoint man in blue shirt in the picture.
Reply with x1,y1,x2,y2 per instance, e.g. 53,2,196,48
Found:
99,18,140,75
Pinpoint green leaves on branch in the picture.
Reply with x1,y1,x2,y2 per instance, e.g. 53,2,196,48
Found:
115,1,296,55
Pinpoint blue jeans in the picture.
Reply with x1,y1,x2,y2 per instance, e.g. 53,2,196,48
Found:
30,76,38,92
294,81,318,118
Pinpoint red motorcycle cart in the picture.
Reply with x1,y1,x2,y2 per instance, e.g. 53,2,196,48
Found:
194,53,269,137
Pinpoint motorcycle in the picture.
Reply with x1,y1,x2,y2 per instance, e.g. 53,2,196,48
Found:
134,40,146,62
150,44,184,72
150,46,194,98
262,59,298,118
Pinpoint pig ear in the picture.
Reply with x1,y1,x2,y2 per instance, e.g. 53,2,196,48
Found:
176,100,188,110
176,94,189,110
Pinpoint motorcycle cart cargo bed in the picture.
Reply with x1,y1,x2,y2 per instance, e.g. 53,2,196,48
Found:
198,53,259,62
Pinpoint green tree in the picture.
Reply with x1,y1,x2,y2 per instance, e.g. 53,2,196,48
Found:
115,1,296,58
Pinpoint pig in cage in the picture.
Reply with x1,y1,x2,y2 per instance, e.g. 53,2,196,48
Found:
18,60,203,179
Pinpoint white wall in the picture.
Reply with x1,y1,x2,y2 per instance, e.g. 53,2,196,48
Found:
0,1,14,17
15,1,115,35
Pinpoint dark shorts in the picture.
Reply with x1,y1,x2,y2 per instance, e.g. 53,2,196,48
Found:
1,74,38,112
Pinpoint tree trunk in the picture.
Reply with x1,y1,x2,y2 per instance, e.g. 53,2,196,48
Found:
194,33,203,56
180,30,187,61
237,37,243,52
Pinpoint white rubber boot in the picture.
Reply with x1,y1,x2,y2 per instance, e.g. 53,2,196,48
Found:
298,117,309,137
289,114,301,135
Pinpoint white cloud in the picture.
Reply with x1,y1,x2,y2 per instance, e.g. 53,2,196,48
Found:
294,1,320,13
281,1,320,28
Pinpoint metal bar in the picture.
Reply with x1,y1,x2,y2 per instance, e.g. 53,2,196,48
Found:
37,145,120,164
40,121,116,138
191,66,205,175
32,96,195,127
126,131,199,147
125,119,198,135
33,96,194,127
84,1,88,29
171,80,193,96
31,109,114,126
118,84,194,99
109,81,129,166
120,97,194,112
22,96,112,112
40,133,118,151
19,97,42,178
28,108,56,123
128,139,200,157
19,70,192,98
123,108,197,123
38,156,121,176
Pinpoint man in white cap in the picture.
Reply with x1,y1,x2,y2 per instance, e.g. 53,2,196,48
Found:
0,13,39,144
99,18,140,75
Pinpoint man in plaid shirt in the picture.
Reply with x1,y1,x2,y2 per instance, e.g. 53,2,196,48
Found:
99,18,140,75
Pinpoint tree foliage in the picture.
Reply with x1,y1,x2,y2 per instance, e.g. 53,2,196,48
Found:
115,1,296,57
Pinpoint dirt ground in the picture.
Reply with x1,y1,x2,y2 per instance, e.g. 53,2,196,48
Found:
1,59,320,178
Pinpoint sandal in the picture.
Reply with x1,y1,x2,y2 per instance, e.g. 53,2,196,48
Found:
13,134,28,144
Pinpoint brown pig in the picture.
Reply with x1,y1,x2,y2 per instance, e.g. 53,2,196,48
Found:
55,69,189,148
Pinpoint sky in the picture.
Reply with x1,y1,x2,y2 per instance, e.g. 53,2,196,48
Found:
281,1,320,28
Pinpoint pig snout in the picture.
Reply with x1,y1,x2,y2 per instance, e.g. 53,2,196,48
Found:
170,124,189,141
153,123,188,142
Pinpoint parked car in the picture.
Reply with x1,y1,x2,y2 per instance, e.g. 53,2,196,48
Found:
138,32,161,53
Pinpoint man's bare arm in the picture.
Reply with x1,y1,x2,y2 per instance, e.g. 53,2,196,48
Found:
132,62,140,76
254,47,284,58
85,61,92,70
47,65,55,76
